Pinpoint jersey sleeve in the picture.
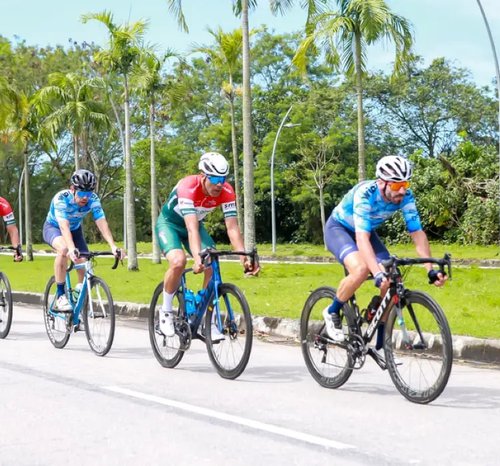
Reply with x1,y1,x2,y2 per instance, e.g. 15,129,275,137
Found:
352,188,373,232
0,197,15,225
220,184,237,218
89,194,105,221
401,191,422,233
176,177,198,217
53,191,71,222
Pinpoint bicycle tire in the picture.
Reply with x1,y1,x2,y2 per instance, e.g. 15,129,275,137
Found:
384,290,453,404
83,276,115,356
205,283,253,380
300,286,355,389
0,272,13,339
42,276,71,349
148,282,186,368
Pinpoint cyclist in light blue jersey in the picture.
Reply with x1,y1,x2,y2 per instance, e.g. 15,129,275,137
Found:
323,155,447,343
43,169,124,311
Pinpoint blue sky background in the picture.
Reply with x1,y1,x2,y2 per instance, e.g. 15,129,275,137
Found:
1,0,498,88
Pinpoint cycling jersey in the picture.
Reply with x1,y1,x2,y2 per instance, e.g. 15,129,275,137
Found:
0,197,16,226
331,180,422,233
45,189,105,231
159,175,237,227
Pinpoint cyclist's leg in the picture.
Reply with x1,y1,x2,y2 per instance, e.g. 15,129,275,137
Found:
43,222,71,311
71,227,88,284
198,224,215,288
324,218,369,302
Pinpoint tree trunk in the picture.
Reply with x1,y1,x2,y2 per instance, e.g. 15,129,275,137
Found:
355,33,366,182
23,148,33,261
150,101,161,264
124,76,138,270
73,135,80,170
319,184,326,251
229,87,243,230
241,0,255,250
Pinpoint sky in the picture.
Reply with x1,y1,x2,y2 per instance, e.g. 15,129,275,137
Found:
1,0,499,88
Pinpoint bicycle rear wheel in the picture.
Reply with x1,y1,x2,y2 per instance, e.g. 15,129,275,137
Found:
148,282,187,368
83,276,115,356
300,287,355,389
205,283,252,379
384,290,453,404
0,272,13,339
42,276,72,349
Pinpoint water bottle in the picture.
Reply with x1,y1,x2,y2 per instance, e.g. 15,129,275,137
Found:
195,289,206,307
184,289,196,318
72,283,83,303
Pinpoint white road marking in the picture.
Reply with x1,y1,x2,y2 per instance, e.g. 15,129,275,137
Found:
104,385,355,451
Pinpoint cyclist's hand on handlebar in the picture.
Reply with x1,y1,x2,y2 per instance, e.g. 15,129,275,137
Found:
193,261,205,274
13,244,23,262
428,269,447,287
243,256,260,276
112,246,126,260
69,248,80,262
374,272,388,289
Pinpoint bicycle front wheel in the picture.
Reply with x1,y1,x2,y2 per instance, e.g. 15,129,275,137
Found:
148,282,186,368
300,287,354,389
83,276,115,356
0,272,13,339
42,276,71,349
205,283,252,380
384,290,453,404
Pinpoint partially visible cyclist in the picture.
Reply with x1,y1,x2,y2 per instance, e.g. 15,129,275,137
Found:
42,169,125,311
0,196,23,262
323,155,447,345
155,151,259,337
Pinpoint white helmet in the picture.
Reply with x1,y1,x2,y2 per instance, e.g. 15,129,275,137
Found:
198,152,229,176
376,155,413,182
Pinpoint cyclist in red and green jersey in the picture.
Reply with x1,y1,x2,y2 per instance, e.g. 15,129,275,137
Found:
0,196,23,261
155,152,259,337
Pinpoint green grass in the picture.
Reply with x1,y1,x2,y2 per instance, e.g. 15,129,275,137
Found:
29,241,500,260
2,253,499,339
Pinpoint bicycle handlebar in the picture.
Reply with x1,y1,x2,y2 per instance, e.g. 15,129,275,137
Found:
199,247,259,268
381,253,452,280
0,246,16,252
67,250,121,272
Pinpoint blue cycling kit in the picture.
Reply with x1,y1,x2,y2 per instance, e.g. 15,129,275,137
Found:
331,180,422,233
46,189,105,231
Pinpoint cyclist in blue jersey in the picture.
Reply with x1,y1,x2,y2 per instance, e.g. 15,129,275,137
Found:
43,169,125,311
323,155,447,343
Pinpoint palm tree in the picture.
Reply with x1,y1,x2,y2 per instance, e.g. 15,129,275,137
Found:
293,0,413,181
195,27,245,229
0,79,40,261
82,10,148,271
132,49,177,264
167,0,325,249
33,72,110,171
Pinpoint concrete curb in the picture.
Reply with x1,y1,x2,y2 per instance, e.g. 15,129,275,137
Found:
13,291,500,365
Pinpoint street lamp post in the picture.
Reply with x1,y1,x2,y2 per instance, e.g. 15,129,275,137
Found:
476,0,500,159
270,105,299,254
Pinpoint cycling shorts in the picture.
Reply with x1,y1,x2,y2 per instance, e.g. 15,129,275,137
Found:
324,217,389,264
42,222,89,253
155,215,215,256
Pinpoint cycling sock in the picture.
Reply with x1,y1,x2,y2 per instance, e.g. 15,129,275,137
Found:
376,323,385,350
162,290,175,313
56,283,65,298
328,297,345,315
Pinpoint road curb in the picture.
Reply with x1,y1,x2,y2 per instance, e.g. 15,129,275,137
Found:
13,291,500,365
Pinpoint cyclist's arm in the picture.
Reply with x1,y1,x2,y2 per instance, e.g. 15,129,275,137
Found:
410,230,446,286
184,214,203,272
225,216,259,275
6,224,20,249
95,218,120,256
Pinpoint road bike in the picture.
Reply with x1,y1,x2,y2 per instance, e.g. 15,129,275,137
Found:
149,248,258,379
43,251,120,356
0,246,15,339
300,254,453,404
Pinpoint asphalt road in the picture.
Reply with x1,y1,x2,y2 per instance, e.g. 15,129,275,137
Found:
1,305,499,466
